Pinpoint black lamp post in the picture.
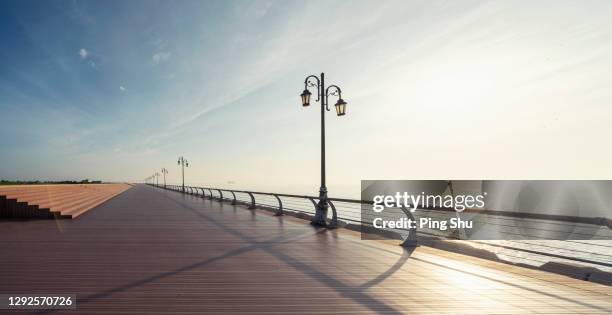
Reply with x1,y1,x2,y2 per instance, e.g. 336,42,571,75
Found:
155,172,160,186
161,168,168,188
300,72,347,227
177,156,189,193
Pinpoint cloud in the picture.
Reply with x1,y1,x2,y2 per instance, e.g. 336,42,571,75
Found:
255,1,273,19
78,48,99,69
78,48,98,69
151,38,165,49
119,86,126,91
79,48,88,59
152,52,171,65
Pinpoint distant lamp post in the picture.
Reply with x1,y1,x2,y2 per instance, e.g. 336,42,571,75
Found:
155,172,160,186
161,168,168,188
177,156,189,193
300,72,348,227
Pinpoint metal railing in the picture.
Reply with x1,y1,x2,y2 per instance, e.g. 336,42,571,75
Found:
157,184,342,227
147,183,612,271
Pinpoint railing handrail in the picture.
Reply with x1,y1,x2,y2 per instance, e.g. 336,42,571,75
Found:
149,184,611,228
149,183,612,269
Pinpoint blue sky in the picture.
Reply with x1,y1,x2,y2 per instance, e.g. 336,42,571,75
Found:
1,0,612,197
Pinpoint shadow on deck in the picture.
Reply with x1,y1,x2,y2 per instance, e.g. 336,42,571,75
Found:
0,184,610,314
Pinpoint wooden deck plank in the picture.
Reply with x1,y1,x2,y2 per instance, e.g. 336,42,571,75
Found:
0,184,610,314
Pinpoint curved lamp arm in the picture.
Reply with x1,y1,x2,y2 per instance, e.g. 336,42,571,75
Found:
304,75,321,102
325,85,342,112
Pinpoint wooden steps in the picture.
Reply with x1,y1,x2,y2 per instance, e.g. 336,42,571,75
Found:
0,184,132,219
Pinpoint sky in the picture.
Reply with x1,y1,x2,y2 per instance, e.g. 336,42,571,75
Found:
1,0,611,198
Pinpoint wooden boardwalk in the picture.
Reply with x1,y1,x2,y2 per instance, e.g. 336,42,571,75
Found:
0,184,610,314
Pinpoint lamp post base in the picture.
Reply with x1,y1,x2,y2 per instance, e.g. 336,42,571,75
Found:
310,207,327,227
310,189,329,227
310,207,328,227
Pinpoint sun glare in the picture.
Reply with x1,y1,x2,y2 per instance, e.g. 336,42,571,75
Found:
418,63,496,111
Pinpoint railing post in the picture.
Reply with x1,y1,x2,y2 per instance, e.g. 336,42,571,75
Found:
327,200,338,228
217,189,224,202
399,205,418,248
230,191,237,205
247,192,256,210
273,194,283,216
207,189,214,200
308,197,318,212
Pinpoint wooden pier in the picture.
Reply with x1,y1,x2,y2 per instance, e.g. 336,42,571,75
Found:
0,184,610,314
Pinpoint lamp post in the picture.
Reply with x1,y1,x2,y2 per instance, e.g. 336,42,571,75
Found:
155,172,160,187
300,72,347,227
177,156,189,193
161,168,168,188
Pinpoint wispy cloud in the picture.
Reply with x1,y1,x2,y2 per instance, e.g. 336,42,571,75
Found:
255,1,272,19
151,38,165,50
152,51,171,65
119,86,126,91
79,48,88,59
78,48,100,69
